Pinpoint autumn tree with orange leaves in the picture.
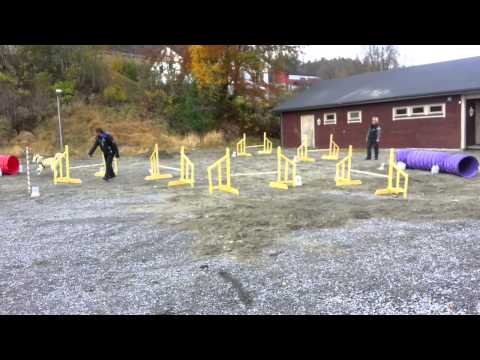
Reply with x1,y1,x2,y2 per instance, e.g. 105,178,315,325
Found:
188,45,302,135
190,45,301,96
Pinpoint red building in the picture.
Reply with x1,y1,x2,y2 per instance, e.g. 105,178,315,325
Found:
272,71,320,91
273,57,480,150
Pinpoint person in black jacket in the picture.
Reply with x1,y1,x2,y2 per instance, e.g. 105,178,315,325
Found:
88,128,120,181
365,117,381,160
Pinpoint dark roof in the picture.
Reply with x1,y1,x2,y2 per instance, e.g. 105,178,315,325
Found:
273,56,480,113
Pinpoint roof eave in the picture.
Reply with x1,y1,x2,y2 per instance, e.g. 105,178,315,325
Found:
273,88,480,113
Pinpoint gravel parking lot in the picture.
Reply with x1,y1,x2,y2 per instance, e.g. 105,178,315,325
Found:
1,147,480,314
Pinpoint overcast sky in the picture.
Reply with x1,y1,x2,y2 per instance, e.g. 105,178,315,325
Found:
302,45,480,66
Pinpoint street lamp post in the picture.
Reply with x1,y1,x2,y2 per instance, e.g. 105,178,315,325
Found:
56,89,64,150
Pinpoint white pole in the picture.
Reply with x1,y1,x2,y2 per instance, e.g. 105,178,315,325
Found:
57,94,64,150
231,171,277,177
350,169,388,178
26,147,31,195
158,165,181,172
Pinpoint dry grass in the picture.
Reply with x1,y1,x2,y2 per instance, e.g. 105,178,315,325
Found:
202,130,224,148
0,103,226,158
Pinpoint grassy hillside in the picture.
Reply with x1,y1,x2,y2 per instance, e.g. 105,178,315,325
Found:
0,103,225,158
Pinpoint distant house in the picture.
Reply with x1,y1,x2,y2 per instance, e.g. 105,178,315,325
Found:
273,57,480,150
233,66,270,96
150,46,185,84
109,45,188,84
272,71,320,91
239,69,320,98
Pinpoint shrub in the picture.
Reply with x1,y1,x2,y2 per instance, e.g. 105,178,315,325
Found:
53,80,76,104
166,82,221,135
202,130,224,147
230,95,281,138
111,57,140,82
0,72,16,85
143,89,167,113
120,60,140,82
0,116,14,146
103,84,128,104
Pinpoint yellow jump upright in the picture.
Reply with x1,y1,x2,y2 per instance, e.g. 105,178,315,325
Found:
335,145,362,187
322,134,340,161
95,156,118,177
168,146,195,188
375,148,409,199
296,136,315,163
269,146,297,190
236,133,252,157
145,144,173,181
207,148,239,195
53,145,82,185
257,132,273,155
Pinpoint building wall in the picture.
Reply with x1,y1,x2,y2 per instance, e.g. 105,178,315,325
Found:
281,95,462,149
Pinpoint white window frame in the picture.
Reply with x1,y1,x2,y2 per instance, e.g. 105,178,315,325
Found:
347,110,362,124
427,104,445,116
393,107,409,119
323,112,337,125
393,103,446,120
411,105,426,116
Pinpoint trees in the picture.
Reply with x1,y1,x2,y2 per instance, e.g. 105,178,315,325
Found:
0,45,112,134
289,46,401,79
166,82,221,136
190,45,230,90
297,57,369,79
190,45,302,96
0,69,51,134
1,45,402,141
362,45,400,72
188,45,302,134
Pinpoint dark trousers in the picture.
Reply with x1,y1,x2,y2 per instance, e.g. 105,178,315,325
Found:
104,152,115,178
366,140,379,160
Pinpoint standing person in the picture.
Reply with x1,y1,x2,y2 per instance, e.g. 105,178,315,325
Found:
88,128,120,181
365,117,381,160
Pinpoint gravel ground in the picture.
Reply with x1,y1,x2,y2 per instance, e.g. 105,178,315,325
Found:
1,147,480,314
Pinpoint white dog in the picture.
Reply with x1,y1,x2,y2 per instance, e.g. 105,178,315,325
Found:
32,154,57,175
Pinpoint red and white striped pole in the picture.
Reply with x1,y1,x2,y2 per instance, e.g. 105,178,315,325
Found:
25,147,31,195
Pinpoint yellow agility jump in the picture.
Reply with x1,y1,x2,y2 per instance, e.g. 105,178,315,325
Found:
145,144,173,181
375,148,409,199
168,146,195,188
236,133,252,157
207,148,239,195
322,134,340,161
94,156,118,177
257,132,273,155
335,145,362,187
53,145,82,185
269,146,297,190
296,135,315,163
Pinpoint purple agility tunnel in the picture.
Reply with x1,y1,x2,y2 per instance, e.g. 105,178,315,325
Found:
395,149,411,164
396,150,479,178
